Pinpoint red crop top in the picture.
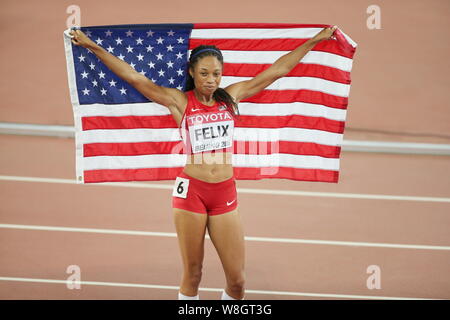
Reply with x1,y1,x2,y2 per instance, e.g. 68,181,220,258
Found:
179,90,235,155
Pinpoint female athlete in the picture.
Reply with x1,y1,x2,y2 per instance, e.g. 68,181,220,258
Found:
70,25,337,300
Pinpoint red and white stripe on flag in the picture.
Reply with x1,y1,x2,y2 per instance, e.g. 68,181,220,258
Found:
64,23,357,183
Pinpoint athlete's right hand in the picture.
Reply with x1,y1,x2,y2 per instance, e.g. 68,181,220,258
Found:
70,29,95,48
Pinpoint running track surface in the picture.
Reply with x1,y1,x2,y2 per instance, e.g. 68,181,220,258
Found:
0,135,449,299
1,0,450,300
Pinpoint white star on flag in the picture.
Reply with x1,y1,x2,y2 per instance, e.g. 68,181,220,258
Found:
156,53,164,60
81,71,89,79
106,46,114,53
176,52,184,59
136,53,144,61
117,54,125,61
82,88,90,95
156,37,164,44
109,79,117,87
125,30,133,37
158,69,165,77
105,30,112,36
126,46,134,53
78,54,86,62
100,88,107,95
167,61,174,68
146,30,154,37
177,37,184,44
166,45,174,52
147,62,155,69
95,38,103,45
146,45,154,52
136,38,143,45
167,30,175,36
115,37,123,45
98,71,105,79
89,63,95,70
119,87,127,95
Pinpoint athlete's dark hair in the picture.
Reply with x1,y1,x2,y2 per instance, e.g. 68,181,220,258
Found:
185,45,240,118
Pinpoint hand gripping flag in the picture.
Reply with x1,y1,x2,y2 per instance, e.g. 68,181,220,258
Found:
63,23,357,184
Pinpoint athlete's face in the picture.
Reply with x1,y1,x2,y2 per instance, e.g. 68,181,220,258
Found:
189,55,222,94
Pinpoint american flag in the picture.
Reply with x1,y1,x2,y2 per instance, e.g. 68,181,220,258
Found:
63,23,357,184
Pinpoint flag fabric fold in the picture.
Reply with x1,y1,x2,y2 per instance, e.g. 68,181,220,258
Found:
63,23,357,184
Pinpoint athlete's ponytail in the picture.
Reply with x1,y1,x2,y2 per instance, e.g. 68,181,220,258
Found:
185,45,240,119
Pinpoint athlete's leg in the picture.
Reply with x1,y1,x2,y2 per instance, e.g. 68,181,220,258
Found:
173,208,208,297
207,208,246,299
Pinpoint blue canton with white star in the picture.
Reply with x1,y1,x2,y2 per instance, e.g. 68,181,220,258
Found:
72,24,193,105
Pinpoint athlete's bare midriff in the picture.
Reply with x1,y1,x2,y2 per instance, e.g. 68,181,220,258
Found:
183,152,234,183
172,91,235,183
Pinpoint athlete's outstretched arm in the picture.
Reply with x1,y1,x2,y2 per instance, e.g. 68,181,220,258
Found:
224,26,337,103
69,30,186,110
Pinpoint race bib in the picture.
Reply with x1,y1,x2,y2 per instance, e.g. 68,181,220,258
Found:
187,112,234,154
172,176,189,199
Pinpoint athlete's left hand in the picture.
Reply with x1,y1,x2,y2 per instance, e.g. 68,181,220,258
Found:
312,26,338,43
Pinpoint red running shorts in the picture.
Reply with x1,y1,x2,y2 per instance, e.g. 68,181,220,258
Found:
172,170,238,215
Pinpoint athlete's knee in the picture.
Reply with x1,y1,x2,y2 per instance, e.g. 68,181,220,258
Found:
227,272,245,293
184,263,203,286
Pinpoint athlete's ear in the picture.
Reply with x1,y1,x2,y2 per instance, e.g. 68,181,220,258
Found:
189,67,194,79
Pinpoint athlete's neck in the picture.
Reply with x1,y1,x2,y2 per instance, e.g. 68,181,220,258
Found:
193,89,215,106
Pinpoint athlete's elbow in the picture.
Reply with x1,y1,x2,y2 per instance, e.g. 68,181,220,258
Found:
127,72,144,87
276,66,291,78
271,59,291,78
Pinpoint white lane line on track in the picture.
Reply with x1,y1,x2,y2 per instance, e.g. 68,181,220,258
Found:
0,277,436,300
1,175,449,203
1,223,449,251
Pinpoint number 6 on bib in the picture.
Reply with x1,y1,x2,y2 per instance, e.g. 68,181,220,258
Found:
172,176,189,199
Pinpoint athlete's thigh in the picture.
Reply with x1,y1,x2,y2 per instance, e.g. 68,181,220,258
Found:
173,208,208,267
206,209,245,276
